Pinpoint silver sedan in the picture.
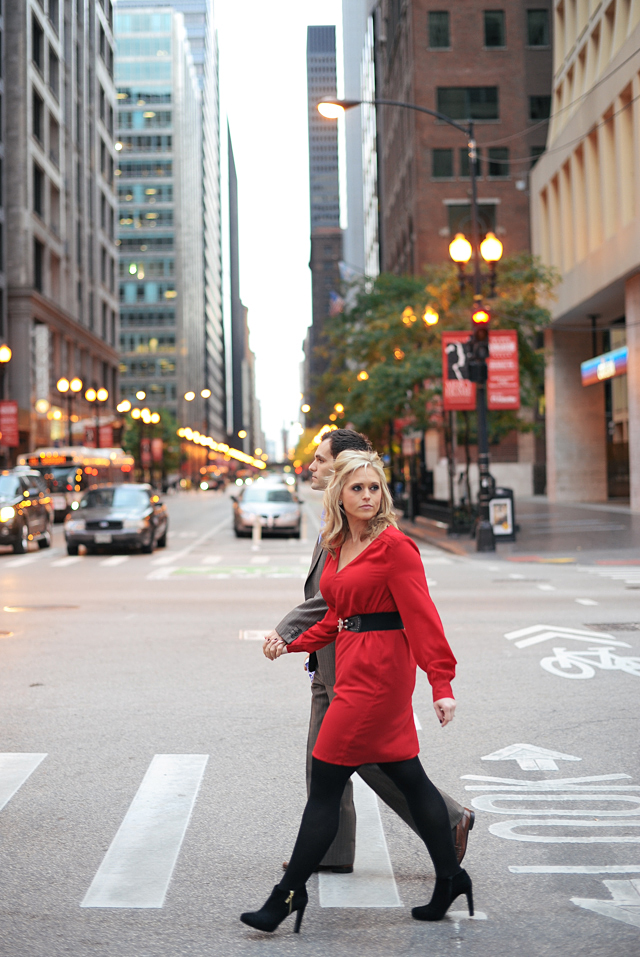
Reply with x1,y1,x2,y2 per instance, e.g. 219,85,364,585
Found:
232,483,301,538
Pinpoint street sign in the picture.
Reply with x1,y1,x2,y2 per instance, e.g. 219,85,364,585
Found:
442,332,476,411
581,346,628,386
488,330,520,410
481,744,582,771
0,400,19,446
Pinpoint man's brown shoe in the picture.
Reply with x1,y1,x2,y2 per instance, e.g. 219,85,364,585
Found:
453,808,475,864
282,861,354,874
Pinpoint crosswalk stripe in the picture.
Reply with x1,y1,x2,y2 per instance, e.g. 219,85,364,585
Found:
81,754,208,909
319,777,402,908
0,754,47,812
50,556,83,567
2,555,41,568
200,555,222,564
99,556,130,567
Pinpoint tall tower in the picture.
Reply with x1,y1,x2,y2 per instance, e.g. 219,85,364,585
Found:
304,25,342,420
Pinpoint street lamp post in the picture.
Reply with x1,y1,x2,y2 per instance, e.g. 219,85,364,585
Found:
56,376,83,446
318,96,499,551
85,387,109,448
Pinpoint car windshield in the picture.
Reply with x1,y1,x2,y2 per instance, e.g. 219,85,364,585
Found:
242,487,293,503
80,487,150,510
0,475,21,498
39,467,75,490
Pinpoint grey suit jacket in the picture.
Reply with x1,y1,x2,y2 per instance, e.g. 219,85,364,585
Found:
275,539,336,686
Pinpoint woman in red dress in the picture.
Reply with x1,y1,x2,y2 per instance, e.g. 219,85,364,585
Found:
240,450,472,934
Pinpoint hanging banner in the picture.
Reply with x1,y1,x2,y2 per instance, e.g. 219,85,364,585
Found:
151,437,164,463
442,332,476,411
140,437,152,468
488,330,520,410
0,400,19,447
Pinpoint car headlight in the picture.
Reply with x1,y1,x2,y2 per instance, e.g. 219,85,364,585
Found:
123,518,145,530
240,510,256,521
66,519,86,532
0,506,15,522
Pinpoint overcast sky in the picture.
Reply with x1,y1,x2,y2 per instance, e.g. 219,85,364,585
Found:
216,0,343,452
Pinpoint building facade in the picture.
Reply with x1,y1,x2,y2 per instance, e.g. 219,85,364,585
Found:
4,0,120,453
375,0,552,274
115,6,205,429
304,25,343,418
530,0,640,509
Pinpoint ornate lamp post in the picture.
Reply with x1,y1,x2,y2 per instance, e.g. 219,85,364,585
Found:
85,387,109,448
56,376,83,446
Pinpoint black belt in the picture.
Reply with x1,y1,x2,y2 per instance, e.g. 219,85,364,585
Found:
338,612,404,633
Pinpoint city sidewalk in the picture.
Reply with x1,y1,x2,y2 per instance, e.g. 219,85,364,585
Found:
397,496,640,564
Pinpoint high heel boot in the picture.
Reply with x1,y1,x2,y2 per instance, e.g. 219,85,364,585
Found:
240,884,308,934
411,869,473,922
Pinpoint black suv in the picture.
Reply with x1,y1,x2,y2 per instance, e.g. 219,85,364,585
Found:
0,469,53,553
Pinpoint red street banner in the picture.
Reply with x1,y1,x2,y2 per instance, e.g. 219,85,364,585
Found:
0,400,19,447
442,333,476,411
488,330,520,410
99,424,113,447
141,437,152,468
151,437,163,463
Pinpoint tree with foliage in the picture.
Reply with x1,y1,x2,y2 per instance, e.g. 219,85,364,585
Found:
121,406,181,478
310,254,557,456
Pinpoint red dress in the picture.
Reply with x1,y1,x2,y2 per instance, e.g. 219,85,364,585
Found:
287,525,456,766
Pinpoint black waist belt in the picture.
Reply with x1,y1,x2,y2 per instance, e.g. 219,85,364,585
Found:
338,612,404,633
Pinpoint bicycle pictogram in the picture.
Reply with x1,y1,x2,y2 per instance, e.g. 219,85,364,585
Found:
540,645,640,680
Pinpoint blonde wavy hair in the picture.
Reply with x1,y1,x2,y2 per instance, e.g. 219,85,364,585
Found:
321,449,397,558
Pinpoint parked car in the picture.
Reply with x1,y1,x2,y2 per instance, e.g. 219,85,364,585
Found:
232,482,301,538
0,469,53,553
64,484,168,555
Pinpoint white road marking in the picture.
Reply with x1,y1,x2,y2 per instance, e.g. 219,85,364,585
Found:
537,584,556,591
151,517,230,566
319,777,402,908
99,556,130,567
576,598,599,605
240,630,270,641
481,744,581,771
250,556,269,564
299,556,309,564
81,754,208,909
201,555,222,564
146,567,179,580
489,819,640,843
449,910,488,921
413,712,422,730
2,555,41,568
572,879,640,928
421,557,453,566
504,625,629,649
50,556,83,567
0,754,47,812
510,865,640,874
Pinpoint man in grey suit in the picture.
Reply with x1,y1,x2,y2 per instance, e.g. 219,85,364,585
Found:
263,429,474,872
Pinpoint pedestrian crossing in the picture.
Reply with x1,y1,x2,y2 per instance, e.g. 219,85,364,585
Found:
577,565,640,586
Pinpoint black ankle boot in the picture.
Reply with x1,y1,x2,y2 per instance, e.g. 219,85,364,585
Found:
411,869,473,922
240,884,308,934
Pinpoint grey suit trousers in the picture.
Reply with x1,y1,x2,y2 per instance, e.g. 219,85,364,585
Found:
308,650,465,867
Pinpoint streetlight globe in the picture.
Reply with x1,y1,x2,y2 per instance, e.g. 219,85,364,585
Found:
357,370,369,381
35,398,50,414
301,403,311,413
238,429,247,439
150,412,160,424
184,391,195,401
96,388,109,402
141,408,151,424
136,390,146,400
423,305,439,326
480,232,504,263
334,403,344,414
70,377,83,393
117,400,132,413
200,388,211,398
56,377,70,394
85,388,97,402
131,408,141,419
317,101,344,119
0,344,11,363
449,233,473,264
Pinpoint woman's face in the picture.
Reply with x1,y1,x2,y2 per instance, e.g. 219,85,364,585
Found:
341,466,382,525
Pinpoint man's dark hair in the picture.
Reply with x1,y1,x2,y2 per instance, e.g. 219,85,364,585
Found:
327,428,373,458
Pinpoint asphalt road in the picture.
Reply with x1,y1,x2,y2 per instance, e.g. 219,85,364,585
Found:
0,487,638,957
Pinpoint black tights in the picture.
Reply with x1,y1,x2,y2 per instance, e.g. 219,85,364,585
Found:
280,756,460,892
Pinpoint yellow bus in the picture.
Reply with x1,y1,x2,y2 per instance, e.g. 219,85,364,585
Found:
17,447,135,521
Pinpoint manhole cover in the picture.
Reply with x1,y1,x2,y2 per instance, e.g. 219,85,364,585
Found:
589,622,640,632
3,605,79,613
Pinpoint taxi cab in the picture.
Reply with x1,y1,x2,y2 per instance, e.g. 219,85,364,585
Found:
0,469,53,553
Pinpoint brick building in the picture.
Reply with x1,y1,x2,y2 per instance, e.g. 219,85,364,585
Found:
375,0,553,274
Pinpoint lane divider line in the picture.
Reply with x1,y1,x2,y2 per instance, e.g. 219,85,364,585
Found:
150,517,231,566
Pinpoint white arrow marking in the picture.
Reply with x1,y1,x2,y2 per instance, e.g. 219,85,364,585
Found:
572,879,640,928
481,743,581,771
504,625,630,649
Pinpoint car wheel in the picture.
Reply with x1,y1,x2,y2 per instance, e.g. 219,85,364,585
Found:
13,522,29,554
38,528,52,549
157,526,168,548
66,542,79,556
292,527,301,539
141,535,154,554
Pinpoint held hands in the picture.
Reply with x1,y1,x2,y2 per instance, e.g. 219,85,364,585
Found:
262,630,287,661
433,697,456,727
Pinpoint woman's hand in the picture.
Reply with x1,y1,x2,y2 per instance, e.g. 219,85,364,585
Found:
263,635,287,660
433,697,456,727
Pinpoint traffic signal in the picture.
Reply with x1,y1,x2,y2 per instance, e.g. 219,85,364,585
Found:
465,301,491,382
472,304,490,325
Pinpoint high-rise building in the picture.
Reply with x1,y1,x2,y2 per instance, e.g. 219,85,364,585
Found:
115,6,205,428
4,0,120,452
374,1,552,273
530,0,640,509
0,3,6,367
115,0,224,439
304,25,343,417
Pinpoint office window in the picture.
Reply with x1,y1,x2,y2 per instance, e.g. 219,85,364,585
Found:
529,95,551,119
527,9,550,47
49,116,60,166
459,147,482,178
34,239,44,291
33,164,44,216
100,192,106,229
438,87,499,120
0,158,3,206
448,203,496,237
428,11,450,48
32,89,44,141
484,11,506,46
530,145,545,166
49,0,59,31
488,147,509,176
432,149,454,178
49,48,60,98
0,224,3,272
99,84,105,122
99,24,106,60
32,16,44,70
101,246,107,284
